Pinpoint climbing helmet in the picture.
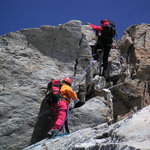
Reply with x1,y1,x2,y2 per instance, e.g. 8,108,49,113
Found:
62,78,72,85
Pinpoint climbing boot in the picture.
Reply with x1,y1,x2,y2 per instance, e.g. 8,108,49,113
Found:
97,49,103,53
93,53,99,60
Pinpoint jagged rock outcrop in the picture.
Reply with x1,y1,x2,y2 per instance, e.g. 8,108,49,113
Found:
0,20,150,150
24,105,150,150
118,23,150,80
69,89,113,131
0,20,93,150
110,78,149,121
111,23,150,120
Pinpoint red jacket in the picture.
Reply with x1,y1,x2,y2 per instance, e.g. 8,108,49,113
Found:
89,20,110,36
51,83,78,131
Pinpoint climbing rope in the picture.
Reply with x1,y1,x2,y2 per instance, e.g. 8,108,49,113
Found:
49,53,102,138
50,99,81,139
72,54,96,91
66,54,99,134
50,55,97,138
43,54,99,141
26,54,97,149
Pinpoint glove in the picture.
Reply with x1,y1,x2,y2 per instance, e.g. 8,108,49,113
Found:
47,129,59,137
69,104,74,110
69,99,80,110
69,100,74,110
85,22,90,25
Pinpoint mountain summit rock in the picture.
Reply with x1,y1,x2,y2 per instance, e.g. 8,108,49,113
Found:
0,20,150,150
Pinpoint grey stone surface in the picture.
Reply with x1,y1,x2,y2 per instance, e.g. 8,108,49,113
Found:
0,20,93,150
24,105,150,150
0,20,150,150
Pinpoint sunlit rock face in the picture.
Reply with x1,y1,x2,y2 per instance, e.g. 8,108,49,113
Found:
0,20,150,150
25,105,150,150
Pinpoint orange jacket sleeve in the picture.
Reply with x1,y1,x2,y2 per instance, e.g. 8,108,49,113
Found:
60,84,78,101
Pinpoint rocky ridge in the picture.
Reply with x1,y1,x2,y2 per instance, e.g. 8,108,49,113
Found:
0,20,150,150
25,105,150,150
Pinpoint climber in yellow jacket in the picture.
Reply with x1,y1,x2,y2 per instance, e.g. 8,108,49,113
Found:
47,77,78,137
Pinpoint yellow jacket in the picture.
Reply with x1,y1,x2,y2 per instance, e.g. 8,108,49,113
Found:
60,83,78,104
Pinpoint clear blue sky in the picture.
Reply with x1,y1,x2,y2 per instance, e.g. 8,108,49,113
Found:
0,0,150,39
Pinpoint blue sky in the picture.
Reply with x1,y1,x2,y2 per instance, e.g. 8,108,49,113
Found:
0,0,150,40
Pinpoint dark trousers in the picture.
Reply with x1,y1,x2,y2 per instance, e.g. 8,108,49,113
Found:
93,35,112,71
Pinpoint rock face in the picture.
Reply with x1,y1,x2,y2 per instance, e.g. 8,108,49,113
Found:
24,105,150,150
0,20,150,150
69,92,113,131
0,20,93,150
118,23,150,80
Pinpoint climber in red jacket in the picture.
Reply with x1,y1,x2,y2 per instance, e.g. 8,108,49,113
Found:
89,19,109,37
47,77,78,137
87,19,116,76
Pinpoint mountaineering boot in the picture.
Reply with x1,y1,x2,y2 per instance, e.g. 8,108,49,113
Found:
94,49,103,60
47,129,59,138
97,49,103,53
93,53,99,60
